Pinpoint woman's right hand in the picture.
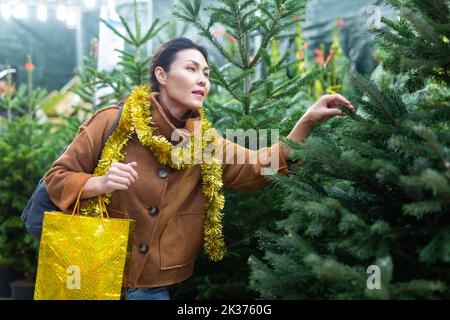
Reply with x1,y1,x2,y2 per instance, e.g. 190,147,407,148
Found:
98,161,139,194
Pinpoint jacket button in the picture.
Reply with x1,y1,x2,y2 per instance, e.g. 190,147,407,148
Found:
148,206,159,216
157,167,169,179
138,243,149,255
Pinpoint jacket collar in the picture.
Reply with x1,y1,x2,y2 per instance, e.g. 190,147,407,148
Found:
148,91,202,144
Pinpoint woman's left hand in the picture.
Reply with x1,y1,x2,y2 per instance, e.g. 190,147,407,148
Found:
301,94,355,127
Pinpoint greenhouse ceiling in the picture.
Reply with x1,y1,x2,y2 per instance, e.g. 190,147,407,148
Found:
0,0,149,28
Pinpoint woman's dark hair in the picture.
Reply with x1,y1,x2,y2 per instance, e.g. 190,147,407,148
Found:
149,37,208,92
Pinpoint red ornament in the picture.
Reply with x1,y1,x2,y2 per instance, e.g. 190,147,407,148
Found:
226,32,237,43
337,19,345,27
314,49,324,64
211,28,225,37
25,62,35,72
324,50,334,67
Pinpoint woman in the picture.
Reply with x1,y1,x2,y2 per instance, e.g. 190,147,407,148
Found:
44,37,355,300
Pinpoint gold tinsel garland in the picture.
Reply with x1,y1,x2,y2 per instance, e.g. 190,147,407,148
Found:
81,85,226,261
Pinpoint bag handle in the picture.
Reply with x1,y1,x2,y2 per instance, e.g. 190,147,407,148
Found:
97,194,110,220
71,188,83,216
71,188,110,221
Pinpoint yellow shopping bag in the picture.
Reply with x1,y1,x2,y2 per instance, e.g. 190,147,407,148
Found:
34,189,135,300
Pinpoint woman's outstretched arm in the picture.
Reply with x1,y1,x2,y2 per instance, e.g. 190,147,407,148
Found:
281,94,355,160
222,94,355,192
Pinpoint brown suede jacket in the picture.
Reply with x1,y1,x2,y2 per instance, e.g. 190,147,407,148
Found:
44,92,290,288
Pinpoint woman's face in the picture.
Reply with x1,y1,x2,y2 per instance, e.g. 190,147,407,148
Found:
155,48,210,111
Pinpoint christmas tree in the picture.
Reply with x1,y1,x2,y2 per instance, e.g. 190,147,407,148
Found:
172,0,318,299
72,0,169,112
249,0,450,299
373,0,450,89
0,56,72,281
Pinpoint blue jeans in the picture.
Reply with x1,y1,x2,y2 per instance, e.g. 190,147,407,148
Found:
125,287,170,300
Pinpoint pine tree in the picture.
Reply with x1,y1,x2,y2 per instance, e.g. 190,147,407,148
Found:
0,56,70,281
373,0,450,89
249,0,450,299
171,0,316,299
174,0,315,128
72,0,169,112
